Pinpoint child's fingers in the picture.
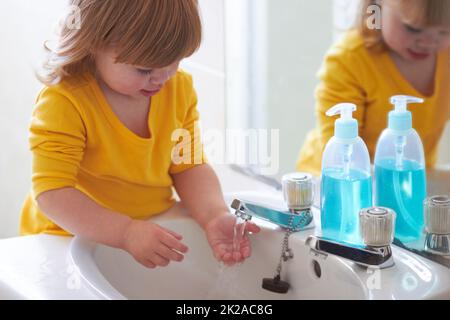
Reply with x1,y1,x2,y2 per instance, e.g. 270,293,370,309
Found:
151,253,170,267
222,252,233,263
160,232,189,253
144,260,156,269
157,244,185,262
241,246,251,258
222,252,233,262
245,222,261,233
136,257,156,269
213,245,228,260
232,251,242,262
160,226,183,240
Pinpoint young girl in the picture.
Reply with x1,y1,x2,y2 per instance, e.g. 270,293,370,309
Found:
297,0,450,176
20,0,260,269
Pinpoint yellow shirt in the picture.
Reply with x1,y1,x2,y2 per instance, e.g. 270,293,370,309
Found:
297,29,450,176
20,70,206,236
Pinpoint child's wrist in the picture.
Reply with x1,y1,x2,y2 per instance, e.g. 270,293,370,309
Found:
202,206,229,230
120,218,135,252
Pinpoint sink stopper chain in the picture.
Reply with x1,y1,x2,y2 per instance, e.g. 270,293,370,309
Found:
262,212,308,294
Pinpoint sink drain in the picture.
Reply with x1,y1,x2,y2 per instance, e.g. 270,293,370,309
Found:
311,260,322,279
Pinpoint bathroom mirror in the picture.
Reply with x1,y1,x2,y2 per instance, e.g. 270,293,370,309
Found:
225,0,334,177
224,0,450,177
224,0,450,268
392,169,450,269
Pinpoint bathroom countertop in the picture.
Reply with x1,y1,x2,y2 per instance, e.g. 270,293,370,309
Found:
0,165,448,300
0,235,98,299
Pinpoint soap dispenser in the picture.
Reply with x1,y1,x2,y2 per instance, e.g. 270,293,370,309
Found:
321,103,372,245
374,95,426,244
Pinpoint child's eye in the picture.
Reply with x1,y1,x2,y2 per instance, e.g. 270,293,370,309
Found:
404,24,423,34
137,68,153,75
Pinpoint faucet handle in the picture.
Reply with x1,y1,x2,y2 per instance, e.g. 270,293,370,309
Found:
282,172,314,211
424,195,450,235
359,207,396,247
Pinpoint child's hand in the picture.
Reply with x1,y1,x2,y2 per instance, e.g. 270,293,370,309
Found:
122,220,189,269
205,213,261,266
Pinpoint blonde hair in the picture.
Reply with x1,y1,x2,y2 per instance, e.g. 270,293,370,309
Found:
358,0,450,50
40,0,202,86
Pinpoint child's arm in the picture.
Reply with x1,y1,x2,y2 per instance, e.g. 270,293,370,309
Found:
37,187,188,268
171,164,228,228
37,187,132,248
172,164,260,265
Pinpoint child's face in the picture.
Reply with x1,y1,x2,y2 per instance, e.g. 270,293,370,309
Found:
95,49,180,99
381,3,450,62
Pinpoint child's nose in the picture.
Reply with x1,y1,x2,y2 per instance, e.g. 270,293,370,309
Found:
417,33,439,50
150,70,171,86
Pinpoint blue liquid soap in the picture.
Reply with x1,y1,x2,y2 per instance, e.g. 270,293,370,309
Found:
375,158,426,243
321,168,372,245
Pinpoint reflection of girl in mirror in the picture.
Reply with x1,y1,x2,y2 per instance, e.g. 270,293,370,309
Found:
297,0,450,176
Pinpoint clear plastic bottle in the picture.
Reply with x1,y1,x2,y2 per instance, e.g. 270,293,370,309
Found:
374,95,426,244
321,103,372,245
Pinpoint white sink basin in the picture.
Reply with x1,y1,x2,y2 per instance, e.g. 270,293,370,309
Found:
69,192,450,300
0,281,27,300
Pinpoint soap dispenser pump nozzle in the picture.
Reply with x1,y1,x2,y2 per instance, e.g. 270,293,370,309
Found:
389,95,424,132
390,95,424,113
326,103,358,141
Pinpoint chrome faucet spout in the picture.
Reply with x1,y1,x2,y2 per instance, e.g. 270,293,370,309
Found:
231,172,315,232
231,199,313,231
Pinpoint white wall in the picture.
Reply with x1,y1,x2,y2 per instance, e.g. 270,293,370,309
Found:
182,0,226,134
264,1,333,176
0,0,68,238
0,0,226,238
